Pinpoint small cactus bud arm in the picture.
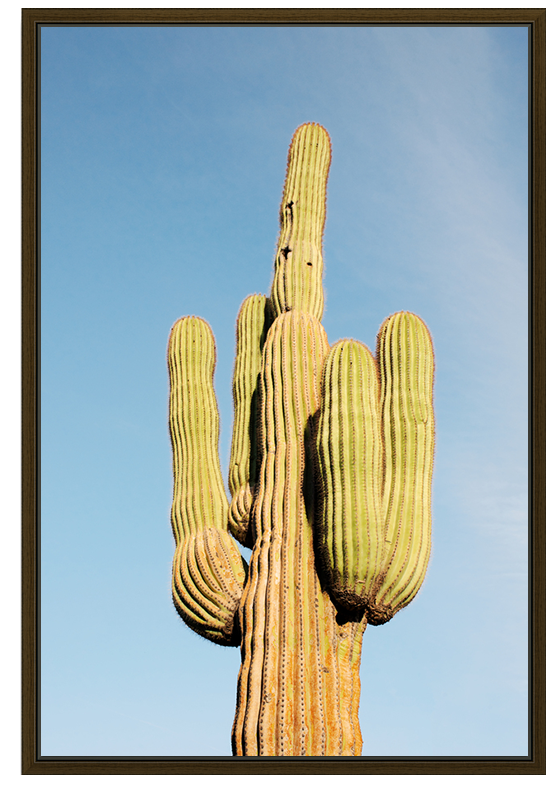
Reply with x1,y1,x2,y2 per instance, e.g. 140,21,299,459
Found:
270,123,331,321
168,316,247,645
314,339,384,611
228,294,270,547
371,311,435,624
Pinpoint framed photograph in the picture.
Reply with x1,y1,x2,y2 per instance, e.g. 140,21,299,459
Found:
22,7,545,775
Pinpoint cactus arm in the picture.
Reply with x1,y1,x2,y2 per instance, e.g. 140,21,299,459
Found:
168,316,247,646
168,316,227,534
371,311,435,622
270,123,331,321
313,316,434,627
228,294,269,547
314,339,385,611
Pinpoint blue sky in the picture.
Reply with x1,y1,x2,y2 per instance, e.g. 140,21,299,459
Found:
39,24,529,758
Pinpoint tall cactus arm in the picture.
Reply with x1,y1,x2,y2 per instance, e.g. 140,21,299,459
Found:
313,339,385,612
371,311,435,624
168,316,248,646
270,122,331,321
228,294,270,548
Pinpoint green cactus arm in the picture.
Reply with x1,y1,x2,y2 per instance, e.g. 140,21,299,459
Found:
270,122,331,321
228,294,269,548
168,316,228,534
168,316,248,646
313,339,385,611
370,311,435,623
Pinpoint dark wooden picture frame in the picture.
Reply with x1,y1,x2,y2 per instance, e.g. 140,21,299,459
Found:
22,7,545,775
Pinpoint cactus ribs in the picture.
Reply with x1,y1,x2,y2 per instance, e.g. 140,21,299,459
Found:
168,123,435,756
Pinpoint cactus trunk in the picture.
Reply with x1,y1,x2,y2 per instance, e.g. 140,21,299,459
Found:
167,123,435,756
231,311,366,756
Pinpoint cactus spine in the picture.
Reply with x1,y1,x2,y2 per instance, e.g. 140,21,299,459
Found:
167,123,435,755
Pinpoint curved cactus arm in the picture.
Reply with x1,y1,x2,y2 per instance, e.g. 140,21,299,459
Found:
228,294,270,548
371,311,435,624
270,122,331,321
314,339,385,612
173,528,247,645
168,316,248,646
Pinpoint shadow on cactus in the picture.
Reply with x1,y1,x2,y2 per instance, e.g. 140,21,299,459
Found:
167,123,435,756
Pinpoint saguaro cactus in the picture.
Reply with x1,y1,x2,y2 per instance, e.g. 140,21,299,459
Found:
167,123,435,756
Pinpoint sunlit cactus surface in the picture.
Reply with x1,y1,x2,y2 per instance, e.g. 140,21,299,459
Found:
167,123,435,756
